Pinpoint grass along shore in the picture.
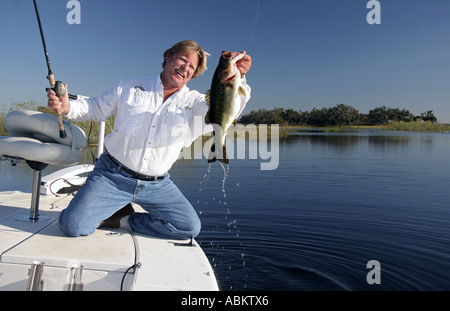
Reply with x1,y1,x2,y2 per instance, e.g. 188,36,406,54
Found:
279,121,449,134
385,121,449,132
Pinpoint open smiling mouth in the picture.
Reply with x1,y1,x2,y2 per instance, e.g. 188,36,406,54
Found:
175,68,186,79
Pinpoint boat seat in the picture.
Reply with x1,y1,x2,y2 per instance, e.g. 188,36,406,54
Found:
0,110,86,221
0,110,86,166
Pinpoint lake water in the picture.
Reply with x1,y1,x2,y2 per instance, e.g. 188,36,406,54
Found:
2,130,450,290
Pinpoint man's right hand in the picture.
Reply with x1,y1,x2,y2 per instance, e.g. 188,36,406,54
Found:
47,83,70,115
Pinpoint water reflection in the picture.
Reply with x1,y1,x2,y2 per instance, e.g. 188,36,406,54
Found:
282,131,440,156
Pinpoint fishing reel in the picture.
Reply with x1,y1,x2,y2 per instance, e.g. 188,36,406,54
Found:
46,80,77,100
53,80,66,96
46,80,66,97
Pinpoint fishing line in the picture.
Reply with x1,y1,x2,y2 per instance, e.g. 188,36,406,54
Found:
243,0,260,48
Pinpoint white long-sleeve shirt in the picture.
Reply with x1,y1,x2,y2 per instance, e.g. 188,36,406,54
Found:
67,75,251,175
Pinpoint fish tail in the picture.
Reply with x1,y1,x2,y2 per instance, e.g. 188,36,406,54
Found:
208,143,229,164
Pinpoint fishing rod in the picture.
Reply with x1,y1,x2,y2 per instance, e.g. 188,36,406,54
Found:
33,0,76,138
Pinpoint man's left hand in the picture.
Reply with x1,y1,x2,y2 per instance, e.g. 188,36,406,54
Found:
237,53,252,77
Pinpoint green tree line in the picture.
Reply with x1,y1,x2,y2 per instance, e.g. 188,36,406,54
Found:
0,101,444,139
238,104,438,127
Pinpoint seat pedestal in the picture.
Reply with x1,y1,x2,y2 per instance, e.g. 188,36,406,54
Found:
15,161,51,223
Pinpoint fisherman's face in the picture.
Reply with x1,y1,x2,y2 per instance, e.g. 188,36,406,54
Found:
162,52,199,89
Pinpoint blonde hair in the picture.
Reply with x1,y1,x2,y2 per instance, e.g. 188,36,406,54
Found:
163,40,210,78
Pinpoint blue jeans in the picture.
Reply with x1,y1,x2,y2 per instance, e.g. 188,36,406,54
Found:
58,153,201,239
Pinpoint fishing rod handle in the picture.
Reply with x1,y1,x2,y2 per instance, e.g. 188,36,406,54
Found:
53,82,67,138
47,74,67,138
56,112,67,138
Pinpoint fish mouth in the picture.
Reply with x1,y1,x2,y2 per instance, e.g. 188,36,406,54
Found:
222,51,246,64
221,51,246,82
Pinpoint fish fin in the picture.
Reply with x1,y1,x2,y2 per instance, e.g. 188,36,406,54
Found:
220,144,229,164
205,90,211,106
207,143,229,165
207,142,216,163
238,86,246,97
204,90,211,124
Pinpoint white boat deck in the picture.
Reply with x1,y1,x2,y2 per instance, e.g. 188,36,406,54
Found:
0,190,218,291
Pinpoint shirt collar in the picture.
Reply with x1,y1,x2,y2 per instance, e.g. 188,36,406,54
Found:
157,74,164,90
157,73,189,96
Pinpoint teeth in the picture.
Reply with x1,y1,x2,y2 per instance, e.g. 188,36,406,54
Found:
175,69,185,78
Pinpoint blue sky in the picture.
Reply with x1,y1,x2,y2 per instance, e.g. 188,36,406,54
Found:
1,0,450,122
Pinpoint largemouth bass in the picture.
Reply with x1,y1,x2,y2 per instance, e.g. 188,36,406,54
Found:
205,51,247,164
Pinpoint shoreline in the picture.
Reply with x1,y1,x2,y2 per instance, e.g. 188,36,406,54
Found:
278,122,450,134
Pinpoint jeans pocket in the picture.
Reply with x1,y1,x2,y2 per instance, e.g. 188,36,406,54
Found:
98,153,121,172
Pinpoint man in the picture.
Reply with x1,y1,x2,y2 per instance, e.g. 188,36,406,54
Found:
47,40,252,240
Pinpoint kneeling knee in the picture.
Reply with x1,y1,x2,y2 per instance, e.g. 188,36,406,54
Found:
190,219,201,238
58,211,95,237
